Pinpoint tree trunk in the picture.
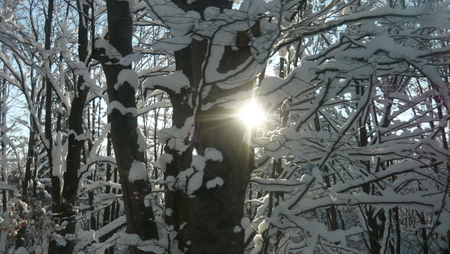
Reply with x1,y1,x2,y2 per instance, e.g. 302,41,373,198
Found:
0,75,7,213
163,1,257,252
165,118,253,253
51,3,92,252
99,1,158,252
43,0,64,251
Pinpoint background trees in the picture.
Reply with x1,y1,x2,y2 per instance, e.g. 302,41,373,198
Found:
0,0,449,253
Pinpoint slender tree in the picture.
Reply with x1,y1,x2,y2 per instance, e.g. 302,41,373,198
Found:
95,1,159,253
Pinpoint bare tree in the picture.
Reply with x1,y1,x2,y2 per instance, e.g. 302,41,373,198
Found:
95,1,159,253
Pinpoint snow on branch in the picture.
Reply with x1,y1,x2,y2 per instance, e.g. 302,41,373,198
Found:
251,177,306,192
143,70,189,94
107,101,138,117
158,116,194,152
94,38,122,61
74,216,126,252
116,69,139,91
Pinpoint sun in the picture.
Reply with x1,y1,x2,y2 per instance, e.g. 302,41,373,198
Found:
238,100,266,128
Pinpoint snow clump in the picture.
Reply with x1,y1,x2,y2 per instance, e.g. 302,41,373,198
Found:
128,160,148,182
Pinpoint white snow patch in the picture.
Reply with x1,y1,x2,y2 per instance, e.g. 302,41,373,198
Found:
128,160,148,182
152,35,192,52
258,220,269,233
175,155,210,194
95,38,122,59
117,231,143,246
136,127,147,152
251,177,304,192
108,101,138,116
65,234,76,240
14,247,28,254
250,234,263,254
300,174,314,183
158,116,194,152
311,166,323,185
156,153,173,172
206,177,224,189
116,69,139,91
279,127,299,140
241,218,250,229
120,52,142,66
77,230,96,242
144,71,189,94
187,171,204,195
165,208,173,216
191,155,206,171
203,148,223,162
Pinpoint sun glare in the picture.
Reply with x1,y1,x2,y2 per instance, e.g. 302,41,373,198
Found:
238,100,266,128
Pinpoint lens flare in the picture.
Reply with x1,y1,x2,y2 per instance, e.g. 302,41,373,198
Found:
238,100,265,128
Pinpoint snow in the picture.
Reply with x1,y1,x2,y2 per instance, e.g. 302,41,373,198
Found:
156,153,173,172
257,219,269,233
158,116,194,152
52,232,67,247
146,0,198,37
14,247,28,254
171,154,215,194
95,38,122,59
311,167,323,185
107,100,138,117
117,231,144,247
144,70,190,94
57,37,69,52
77,230,96,243
152,35,192,52
128,160,148,182
204,44,263,87
336,36,419,61
138,100,172,115
251,177,304,192
116,69,139,91
133,128,147,154
119,52,142,66
241,218,250,229
186,171,204,194
73,131,92,141
52,134,68,178
300,174,314,183
191,155,206,171
436,211,450,245
165,208,173,216
206,177,224,189
250,234,263,254
290,190,437,214
203,148,223,162
257,66,315,111
239,0,266,20
3,1,450,253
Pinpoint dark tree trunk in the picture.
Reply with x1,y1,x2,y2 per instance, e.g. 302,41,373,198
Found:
59,3,92,252
43,0,63,252
163,1,257,252
0,76,7,213
99,1,158,252
23,119,36,195
164,97,254,253
49,3,91,253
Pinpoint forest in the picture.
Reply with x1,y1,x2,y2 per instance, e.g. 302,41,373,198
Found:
0,0,449,253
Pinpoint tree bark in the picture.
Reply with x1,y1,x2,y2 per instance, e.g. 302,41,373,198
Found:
99,1,158,252
163,1,257,252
